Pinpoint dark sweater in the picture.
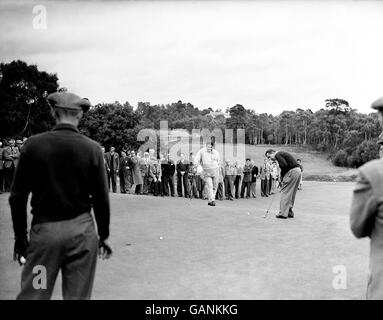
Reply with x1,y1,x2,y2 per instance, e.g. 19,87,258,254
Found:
9,123,110,240
275,151,299,180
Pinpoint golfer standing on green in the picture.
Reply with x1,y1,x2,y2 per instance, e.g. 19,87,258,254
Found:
265,149,301,219
350,96,383,299
9,91,112,300
194,140,220,206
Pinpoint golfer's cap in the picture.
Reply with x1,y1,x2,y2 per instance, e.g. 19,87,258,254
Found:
16,140,22,144
371,96,383,110
47,92,91,112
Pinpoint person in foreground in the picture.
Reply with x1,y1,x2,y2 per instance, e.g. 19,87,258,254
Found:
265,149,301,219
9,91,112,300
350,96,383,300
194,140,220,206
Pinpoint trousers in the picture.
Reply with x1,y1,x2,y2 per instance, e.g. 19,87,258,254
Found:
17,213,98,300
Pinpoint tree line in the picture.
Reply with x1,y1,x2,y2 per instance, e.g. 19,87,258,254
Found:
1,60,381,168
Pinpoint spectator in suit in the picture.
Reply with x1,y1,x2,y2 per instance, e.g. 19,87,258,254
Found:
234,161,242,199
142,152,151,194
119,151,131,194
3,139,19,192
105,146,119,193
250,161,258,198
130,151,143,194
149,158,163,196
260,158,270,197
166,156,176,197
241,158,253,199
160,153,168,196
176,153,189,197
224,160,235,201
101,146,109,179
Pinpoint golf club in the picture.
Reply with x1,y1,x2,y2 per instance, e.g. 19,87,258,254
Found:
263,193,277,218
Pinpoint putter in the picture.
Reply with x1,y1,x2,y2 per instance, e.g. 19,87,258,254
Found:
263,194,276,218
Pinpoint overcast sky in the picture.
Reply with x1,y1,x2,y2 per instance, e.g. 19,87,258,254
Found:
1,0,383,114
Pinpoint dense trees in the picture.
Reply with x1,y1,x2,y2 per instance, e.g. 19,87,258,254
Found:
1,60,381,168
0,60,59,137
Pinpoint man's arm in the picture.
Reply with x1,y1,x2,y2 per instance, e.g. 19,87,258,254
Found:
9,152,31,238
91,149,110,241
3,148,13,161
350,170,378,238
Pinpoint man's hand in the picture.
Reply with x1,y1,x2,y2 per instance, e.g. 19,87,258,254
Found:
98,239,113,260
14,236,29,266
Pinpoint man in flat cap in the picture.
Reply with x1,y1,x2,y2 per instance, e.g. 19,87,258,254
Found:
350,96,383,299
9,91,112,300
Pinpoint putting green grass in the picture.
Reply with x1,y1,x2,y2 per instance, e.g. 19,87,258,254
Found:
0,181,369,299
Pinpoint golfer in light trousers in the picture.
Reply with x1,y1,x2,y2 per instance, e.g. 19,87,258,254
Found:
194,141,220,207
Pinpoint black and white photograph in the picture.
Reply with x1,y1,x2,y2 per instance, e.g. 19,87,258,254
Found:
1,0,383,307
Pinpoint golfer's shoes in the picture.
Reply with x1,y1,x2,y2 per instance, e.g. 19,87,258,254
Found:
208,201,216,206
275,214,288,219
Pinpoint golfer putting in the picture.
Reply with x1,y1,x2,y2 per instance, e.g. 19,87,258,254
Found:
265,149,301,219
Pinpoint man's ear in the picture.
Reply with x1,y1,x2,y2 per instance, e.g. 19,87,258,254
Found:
77,110,84,120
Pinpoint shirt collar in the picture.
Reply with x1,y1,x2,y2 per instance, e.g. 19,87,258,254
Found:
52,123,79,133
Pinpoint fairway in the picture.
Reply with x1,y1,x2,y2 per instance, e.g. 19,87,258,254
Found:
0,181,369,300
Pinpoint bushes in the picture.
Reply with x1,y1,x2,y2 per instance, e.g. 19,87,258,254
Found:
332,140,380,168
333,149,348,166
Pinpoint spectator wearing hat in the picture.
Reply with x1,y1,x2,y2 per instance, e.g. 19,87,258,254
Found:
130,151,143,194
9,91,111,300
350,96,383,299
119,151,131,194
105,146,119,193
3,139,19,191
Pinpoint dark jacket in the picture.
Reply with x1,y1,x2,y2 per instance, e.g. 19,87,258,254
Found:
176,160,189,176
9,123,110,240
105,151,119,173
242,163,253,183
251,165,259,182
275,151,299,180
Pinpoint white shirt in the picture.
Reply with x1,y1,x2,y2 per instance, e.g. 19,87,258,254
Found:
194,147,220,175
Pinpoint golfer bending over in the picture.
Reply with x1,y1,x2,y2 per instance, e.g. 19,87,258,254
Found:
9,91,112,300
194,140,220,206
265,149,301,219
